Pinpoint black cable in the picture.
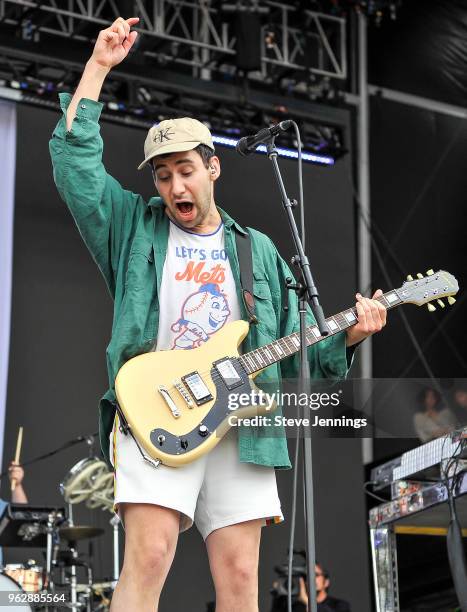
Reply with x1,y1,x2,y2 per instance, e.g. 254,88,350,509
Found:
291,121,305,248
441,436,467,609
363,480,389,503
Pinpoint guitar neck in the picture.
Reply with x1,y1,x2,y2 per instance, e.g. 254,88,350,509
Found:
238,289,403,375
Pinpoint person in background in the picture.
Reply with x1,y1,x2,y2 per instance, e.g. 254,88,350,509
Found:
0,461,29,513
271,562,351,612
413,387,456,443
9,463,28,504
297,563,350,612
451,386,467,428
0,462,29,564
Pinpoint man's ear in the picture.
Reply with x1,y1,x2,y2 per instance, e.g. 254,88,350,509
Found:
209,155,221,181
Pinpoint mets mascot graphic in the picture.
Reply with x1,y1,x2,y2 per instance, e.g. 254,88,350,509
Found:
170,283,231,349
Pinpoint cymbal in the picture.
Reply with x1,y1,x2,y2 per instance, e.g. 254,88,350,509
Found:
59,526,104,542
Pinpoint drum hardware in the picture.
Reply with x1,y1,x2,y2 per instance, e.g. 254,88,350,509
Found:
55,550,92,568
0,504,66,548
90,580,116,612
0,452,119,610
60,457,120,584
60,458,114,512
0,504,65,606
0,432,115,610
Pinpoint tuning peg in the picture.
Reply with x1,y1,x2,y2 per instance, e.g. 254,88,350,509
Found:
437,299,445,308
427,303,436,312
426,269,434,276
417,273,424,279
407,275,414,281
448,296,456,305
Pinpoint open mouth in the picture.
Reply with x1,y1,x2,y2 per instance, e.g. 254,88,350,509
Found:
175,201,194,216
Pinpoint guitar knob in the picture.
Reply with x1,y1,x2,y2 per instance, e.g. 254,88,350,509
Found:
427,304,436,312
407,275,414,281
448,296,456,305
426,269,434,276
417,273,423,279
198,425,209,437
437,299,445,308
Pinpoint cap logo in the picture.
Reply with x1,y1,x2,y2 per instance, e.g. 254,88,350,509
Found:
153,127,175,144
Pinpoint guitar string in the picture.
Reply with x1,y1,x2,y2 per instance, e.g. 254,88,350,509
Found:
160,323,345,400
160,301,381,398
158,291,413,403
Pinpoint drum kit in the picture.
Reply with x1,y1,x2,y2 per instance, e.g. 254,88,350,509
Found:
0,456,118,611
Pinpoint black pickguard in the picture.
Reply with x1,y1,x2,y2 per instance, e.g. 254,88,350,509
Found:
149,358,252,457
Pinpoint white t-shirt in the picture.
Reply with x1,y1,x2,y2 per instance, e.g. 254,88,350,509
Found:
155,220,241,351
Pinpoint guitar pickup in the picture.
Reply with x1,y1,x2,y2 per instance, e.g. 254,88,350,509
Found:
214,358,244,390
181,371,212,406
158,385,181,418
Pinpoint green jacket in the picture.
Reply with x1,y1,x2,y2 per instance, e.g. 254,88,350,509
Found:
49,92,352,471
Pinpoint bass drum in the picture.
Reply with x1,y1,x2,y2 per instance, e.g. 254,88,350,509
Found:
0,572,32,611
3,563,43,592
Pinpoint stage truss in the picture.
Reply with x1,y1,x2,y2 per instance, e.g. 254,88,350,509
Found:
0,0,347,82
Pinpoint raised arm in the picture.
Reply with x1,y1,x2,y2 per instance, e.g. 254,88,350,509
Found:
50,17,145,297
66,17,139,130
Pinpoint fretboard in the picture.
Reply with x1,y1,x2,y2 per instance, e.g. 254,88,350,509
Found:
237,289,403,375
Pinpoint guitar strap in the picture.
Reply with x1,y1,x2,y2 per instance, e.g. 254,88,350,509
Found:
235,230,258,325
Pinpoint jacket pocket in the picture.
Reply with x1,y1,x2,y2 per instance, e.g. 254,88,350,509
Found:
124,243,154,292
252,273,277,338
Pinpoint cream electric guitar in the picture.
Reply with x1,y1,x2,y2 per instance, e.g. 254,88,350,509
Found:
115,270,459,467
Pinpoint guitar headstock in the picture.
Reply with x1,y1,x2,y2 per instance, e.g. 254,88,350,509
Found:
397,269,459,310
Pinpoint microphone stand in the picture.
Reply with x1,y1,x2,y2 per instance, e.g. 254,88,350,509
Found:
266,138,328,612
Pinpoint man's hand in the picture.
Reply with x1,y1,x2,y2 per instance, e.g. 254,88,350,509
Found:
66,16,139,130
346,289,387,347
91,16,139,70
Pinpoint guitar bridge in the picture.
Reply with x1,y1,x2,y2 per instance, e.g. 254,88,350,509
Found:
158,385,181,418
173,380,194,408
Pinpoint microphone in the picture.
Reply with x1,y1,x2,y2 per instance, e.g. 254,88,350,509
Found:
235,120,293,156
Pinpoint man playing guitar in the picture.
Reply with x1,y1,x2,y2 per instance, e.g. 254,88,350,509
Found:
49,16,386,612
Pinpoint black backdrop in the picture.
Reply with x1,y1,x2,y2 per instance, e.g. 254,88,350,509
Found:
4,101,371,611
369,84,467,465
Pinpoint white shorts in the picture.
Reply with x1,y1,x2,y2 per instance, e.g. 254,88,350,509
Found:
109,416,284,541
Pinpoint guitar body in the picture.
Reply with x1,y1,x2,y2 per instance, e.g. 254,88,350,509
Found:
115,320,272,467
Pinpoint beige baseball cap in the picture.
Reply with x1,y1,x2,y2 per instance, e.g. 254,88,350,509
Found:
138,117,214,170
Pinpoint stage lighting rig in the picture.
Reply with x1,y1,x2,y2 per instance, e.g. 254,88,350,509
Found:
309,0,402,22
350,0,402,23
